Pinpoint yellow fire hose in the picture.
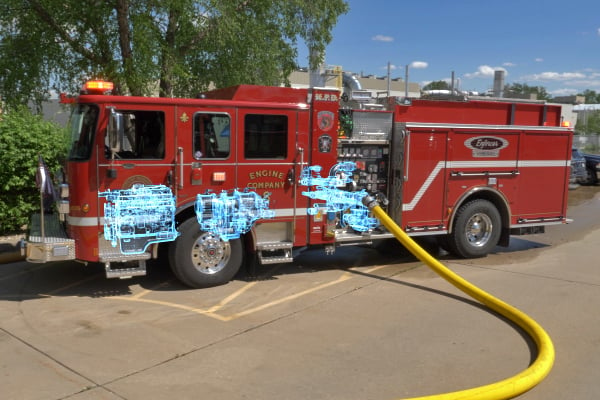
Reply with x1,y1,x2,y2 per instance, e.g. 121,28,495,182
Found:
363,197,555,400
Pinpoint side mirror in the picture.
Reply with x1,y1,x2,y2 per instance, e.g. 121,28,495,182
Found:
108,108,124,153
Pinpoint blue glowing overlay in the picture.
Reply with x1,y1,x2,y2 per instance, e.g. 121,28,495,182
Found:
99,184,179,254
195,189,275,241
300,162,379,232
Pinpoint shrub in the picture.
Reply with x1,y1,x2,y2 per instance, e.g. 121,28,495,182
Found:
0,107,68,235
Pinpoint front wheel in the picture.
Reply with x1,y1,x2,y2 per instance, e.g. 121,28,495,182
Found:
169,218,243,288
445,199,501,258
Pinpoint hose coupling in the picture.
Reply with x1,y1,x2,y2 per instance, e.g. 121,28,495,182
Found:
362,194,379,209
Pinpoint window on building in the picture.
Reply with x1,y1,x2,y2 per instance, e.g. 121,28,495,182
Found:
193,113,231,159
244,114,288,159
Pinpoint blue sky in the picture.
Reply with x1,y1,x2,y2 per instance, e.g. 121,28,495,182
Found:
297,0,600,96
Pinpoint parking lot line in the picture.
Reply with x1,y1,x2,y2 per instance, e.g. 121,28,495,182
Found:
107,264,397,322
205,281,259,313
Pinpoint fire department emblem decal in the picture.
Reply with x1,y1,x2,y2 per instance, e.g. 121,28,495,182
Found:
317,111,334,132
464,136,508,158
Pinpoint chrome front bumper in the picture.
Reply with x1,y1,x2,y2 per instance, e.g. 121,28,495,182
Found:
24,213,75,263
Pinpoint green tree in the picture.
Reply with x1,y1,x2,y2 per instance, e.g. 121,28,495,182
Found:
578,89,600,104
504,83,551,101
0,0,348,106
0,107,68,234
422,80,450,91
577,110,600,135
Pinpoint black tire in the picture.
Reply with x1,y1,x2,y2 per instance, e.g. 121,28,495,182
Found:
446,199,501,259
586,167,598,185
168,218,243,288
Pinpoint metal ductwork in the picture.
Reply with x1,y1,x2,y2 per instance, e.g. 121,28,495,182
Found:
342,72,362,92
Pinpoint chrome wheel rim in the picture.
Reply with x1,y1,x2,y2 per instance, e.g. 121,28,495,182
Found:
191,232,231,274
465,213,493,248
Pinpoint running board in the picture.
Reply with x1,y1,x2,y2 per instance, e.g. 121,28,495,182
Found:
257,241,293,265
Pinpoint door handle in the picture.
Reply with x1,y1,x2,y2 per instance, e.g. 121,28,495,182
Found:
178,147,184,189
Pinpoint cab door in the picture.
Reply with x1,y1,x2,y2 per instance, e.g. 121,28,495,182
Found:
174,107,237,208
235,108,307,247
99,106,175,191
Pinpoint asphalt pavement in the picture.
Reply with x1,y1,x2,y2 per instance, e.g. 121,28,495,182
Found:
1,187,600,399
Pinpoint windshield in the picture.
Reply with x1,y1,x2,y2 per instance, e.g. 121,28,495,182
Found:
68,104,99,160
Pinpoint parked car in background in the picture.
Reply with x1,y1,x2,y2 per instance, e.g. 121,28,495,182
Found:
582,152,600,185
570,148,588,187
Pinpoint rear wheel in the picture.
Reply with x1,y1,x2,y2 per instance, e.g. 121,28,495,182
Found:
586,167,598,185
446,199,501,258
169,218,243,288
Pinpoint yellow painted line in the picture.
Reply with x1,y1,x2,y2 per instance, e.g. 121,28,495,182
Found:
131,289,152,299
363,264,392,274
227,271,353,319
112,296,231,322
106,264,399,322
205,281,258,313
130,279,177,299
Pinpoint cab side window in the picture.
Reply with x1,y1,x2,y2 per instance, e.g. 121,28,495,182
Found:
107,110,165,159
193,113,231,159
244,114,288,159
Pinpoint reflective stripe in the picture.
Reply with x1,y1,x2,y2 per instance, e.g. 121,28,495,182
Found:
273,208,308,217
67,216,101,227
68,210,306,227
447,160,518,169
402,159,568,211
518,160,569,167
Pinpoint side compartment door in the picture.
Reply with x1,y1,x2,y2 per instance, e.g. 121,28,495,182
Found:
236,108,305,247
401,128,448,229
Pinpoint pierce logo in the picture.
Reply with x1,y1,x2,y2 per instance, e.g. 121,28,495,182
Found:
464,136,508,157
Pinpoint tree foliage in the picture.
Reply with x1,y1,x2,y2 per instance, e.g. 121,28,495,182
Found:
0,0,348,106
578,89,600,104
0,107,68,234
422,80,450,91
576,110,600,135
504,83,551,101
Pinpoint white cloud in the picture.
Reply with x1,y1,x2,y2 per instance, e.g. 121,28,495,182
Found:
464,65,507,79
535,58,544,62
410,61,428,69
523,71,586,81
372,34,394,42
597,27,600,36
380,64,398,71
502,62,516,67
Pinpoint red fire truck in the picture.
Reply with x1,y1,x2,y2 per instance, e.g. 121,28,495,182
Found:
22,80,573,288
